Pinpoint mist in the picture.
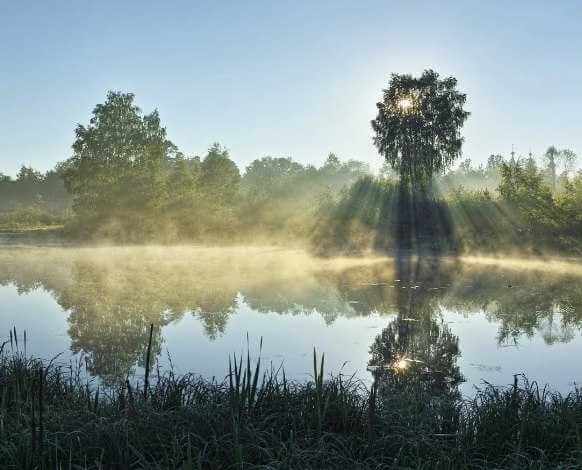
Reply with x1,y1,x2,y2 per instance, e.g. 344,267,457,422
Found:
2,72,582,469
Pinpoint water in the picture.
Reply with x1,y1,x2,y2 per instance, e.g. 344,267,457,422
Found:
1,245,582,396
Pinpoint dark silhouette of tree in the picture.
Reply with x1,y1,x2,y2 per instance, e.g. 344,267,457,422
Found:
371,69,470,187
370,70,468,257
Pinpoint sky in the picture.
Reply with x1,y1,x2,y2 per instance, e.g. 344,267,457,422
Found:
1,0,581,177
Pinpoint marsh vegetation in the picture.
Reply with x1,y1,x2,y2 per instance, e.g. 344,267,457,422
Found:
2,340,582,469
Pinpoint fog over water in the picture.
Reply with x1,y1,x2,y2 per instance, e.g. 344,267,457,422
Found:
1,245,582,395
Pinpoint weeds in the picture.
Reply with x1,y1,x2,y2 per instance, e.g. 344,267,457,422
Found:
0,333,581,469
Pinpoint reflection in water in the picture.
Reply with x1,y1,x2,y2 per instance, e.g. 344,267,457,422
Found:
367,256,464,398
0,247,581,387
369,316,463,397
366,183,464,398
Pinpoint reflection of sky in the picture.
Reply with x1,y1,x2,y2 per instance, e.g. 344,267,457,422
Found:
442,308,582,396
2,283,582,395
0,286,71,360
162,297,389,384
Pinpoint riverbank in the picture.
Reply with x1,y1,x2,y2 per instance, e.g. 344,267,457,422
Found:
0,226,65,247
1,344,581,469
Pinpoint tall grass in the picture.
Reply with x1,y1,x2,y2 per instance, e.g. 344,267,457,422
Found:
1,332,581,469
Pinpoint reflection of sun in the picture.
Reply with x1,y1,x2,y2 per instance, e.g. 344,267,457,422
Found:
398,97,413,111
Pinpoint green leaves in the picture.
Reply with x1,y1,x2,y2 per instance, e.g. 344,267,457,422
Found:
371,69,470,187
62,91,177,220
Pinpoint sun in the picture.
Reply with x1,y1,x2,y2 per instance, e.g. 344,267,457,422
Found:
394,358,409,370
397,97,413,111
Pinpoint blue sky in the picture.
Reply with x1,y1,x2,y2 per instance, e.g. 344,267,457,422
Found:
1,0,581,176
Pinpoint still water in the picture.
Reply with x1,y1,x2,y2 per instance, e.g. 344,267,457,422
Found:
1,246,582,396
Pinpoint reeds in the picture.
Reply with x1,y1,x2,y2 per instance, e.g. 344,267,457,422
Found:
1,332,581,469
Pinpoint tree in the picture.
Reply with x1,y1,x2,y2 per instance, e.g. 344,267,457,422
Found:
559,148,577,175
498,160,557,241
487,154,504,171
199,143,241,206
322,152,341,171
459,158,472,174
371,69,470,186
525,152,537,173
16,166,42,183
242,156,305,202
61,91,178,219
544,146,559,192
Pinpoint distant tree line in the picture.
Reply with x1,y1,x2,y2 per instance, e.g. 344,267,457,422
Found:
313,153,582,255
439,148,578,194
0,92,369,240
1,89,580,254
0,166,70,210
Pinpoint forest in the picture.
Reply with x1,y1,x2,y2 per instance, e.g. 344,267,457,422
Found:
1,91,580,256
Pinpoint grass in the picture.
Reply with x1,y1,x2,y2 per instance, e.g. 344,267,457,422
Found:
1,330,582,469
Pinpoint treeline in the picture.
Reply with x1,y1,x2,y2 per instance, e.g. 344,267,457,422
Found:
313,155,582,255
2,91,581,254
0,149,367,241
52,92,368,242
438,147,577,194
0,92,369,240
0,166,70,230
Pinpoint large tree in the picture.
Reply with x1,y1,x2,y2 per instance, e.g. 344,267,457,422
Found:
61,91,179,218
371,69,470,186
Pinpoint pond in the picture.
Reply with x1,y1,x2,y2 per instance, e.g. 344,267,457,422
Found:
1,245,582,396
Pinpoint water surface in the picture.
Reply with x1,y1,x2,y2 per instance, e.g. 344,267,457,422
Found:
1,246,581,396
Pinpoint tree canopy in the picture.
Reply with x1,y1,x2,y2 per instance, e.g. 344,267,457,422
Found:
61,91,179,219
371,69,470,186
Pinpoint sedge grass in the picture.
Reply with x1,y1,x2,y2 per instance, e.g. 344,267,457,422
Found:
0,335,581,469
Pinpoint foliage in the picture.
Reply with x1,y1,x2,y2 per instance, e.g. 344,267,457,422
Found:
0,166,71,231
313,151,582,256
438,154,503,193
371,69,470,186
0,166,70,211
58,92,180,240
0,89,579,254
1,341,582,469
0,208,69,231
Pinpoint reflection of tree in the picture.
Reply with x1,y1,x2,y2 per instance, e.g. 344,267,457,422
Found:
539,309,575,345
441,269,582,346
242,278,350,325
0,248,243,383
58,256,241,382
1,247,582,387
58,260,168,384
190,288,238,339
368,254,463,398
369,316,463,397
